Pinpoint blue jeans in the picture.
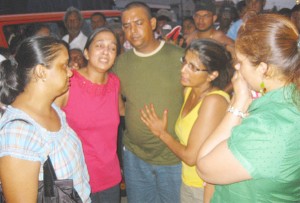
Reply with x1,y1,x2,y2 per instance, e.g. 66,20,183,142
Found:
123,147,181,203
90,183,120,203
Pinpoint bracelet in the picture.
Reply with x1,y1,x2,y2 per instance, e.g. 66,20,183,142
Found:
227,105,247,118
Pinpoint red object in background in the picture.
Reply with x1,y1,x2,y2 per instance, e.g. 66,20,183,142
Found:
165,25,182,41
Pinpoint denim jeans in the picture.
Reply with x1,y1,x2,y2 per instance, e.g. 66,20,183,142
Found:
123,147,181,203
90,183,120,203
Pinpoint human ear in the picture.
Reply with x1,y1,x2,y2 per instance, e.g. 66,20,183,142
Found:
257,62,268,76
83,49,89,60
208,71,219,82
150,17,157,31
33,64,47,81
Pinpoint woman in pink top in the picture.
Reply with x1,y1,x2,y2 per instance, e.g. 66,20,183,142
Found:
56,27,125,203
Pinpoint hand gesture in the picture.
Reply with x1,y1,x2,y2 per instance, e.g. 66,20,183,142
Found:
231,68,252,110
140,104,168,138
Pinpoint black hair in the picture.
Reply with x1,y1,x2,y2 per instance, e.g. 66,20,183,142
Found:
278,8,292,18
123,1,152,19
0,36,68,105
291,4,300,13
236,0,246,15
0,47,11,59
25,23,51,37
187,39,233,89
91,12,107,22
84,26,120,56
183,16,195,24
157,15,171,22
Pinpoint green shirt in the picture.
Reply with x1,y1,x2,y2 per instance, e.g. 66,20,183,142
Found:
212,85,300,203
113,42,184,165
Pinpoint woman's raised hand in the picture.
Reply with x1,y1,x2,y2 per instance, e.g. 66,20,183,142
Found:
140,104,168,138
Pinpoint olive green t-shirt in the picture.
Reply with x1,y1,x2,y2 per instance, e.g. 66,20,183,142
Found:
212,85,300,202
113,41,184,165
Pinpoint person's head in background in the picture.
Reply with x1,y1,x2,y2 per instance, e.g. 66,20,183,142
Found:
193,0,217,32
278,8,292,19
25,23,51,37
218,3,239,33
69,48,87,69
236,0,247,18
110,22,127,54
155,10,172,39
91,12,107,30
63,7,83,38
235,13,300,102
182,17,196,37
245,0,266,14
291,4,300,33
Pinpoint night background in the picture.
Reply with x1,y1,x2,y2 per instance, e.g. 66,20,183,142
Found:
0,0,116,14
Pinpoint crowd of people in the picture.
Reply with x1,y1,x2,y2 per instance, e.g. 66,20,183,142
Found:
0,0,300,203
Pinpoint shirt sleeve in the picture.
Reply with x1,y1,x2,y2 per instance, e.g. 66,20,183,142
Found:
228,111,285,179
0,120,45,163
226,20,242,40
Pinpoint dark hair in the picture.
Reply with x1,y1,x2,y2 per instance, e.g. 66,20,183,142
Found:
183,16,195,24
91,12,106,22
25,23,51,37
236,0,246,15
219,4,239,21
84,26,120,56
0,47,11,59
63,6,83,23
245,0,266,5
0,36,68,105
236,13,300,105
194,0,217,15
157,15,171,22
278,8,292,18
122,1,152,19
187,39,233,89
291,4,300,13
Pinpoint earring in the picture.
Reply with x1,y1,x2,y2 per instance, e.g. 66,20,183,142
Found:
259,81,266,96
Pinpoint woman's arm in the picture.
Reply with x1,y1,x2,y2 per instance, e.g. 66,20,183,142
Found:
196,70,253,184
141,94,228,166
0,156,40,203
204,183,214,203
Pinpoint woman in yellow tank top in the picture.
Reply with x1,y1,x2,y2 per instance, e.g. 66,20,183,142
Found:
141,39,233,203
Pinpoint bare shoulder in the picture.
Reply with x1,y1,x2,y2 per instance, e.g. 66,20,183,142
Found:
213,30,234,46
202,93,229,107
185,30,198,46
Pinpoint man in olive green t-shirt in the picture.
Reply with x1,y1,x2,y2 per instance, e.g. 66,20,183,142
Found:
113,2,184,203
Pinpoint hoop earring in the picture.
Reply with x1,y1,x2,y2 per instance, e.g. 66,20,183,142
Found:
259,81,267,96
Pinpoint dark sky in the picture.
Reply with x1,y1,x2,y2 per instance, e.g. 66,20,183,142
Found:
0,0,115,15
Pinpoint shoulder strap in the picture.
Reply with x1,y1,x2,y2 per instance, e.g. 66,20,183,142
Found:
43,156,58,197
0,117,32,130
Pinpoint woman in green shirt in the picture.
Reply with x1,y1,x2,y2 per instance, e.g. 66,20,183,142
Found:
196,13,300,202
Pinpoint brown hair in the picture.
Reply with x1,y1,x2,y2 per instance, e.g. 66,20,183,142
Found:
236,13,300,104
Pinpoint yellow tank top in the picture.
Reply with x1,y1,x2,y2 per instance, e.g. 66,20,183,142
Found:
175,88,230,187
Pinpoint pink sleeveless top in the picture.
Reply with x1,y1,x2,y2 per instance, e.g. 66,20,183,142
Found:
63,70,121,193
